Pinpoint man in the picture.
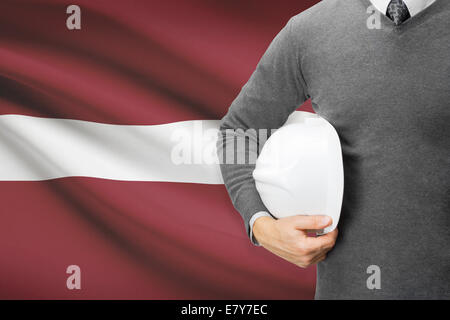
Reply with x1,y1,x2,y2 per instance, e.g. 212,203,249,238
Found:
217,0,449,299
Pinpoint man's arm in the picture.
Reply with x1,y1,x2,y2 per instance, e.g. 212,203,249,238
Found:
217,17,308,241
217,17,338,267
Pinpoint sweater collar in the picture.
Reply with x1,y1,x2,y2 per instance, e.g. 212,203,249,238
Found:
370,0,436,17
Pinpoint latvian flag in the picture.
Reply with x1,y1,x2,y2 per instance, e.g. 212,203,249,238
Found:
0,0,317,299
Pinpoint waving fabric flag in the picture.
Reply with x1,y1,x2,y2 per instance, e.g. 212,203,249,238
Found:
0,0,318,299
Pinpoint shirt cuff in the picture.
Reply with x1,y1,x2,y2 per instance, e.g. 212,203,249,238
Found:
249,211,273,246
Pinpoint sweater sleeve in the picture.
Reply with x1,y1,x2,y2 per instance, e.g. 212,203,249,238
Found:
217,17,308,243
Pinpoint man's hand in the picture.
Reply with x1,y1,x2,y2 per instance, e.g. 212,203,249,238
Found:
252,215,338,268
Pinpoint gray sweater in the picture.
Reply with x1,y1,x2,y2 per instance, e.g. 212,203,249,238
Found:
217,0,449,299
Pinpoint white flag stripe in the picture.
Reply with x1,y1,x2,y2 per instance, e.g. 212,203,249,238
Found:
0,111,316,183
0,115,224,183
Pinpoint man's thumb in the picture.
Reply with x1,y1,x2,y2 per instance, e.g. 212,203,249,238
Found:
292,215,332,230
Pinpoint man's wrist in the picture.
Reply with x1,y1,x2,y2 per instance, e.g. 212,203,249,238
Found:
249,211,273,246
252,216,275,246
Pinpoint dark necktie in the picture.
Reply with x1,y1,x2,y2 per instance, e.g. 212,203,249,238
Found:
386,0,411,26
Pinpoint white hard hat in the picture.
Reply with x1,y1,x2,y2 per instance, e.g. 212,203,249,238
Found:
253,111,344,234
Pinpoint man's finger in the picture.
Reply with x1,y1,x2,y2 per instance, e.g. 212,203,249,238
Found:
304,228,338,251
291,215,333,231
311,253,327,265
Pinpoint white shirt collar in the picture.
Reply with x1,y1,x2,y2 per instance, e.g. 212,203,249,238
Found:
370,0,436,17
